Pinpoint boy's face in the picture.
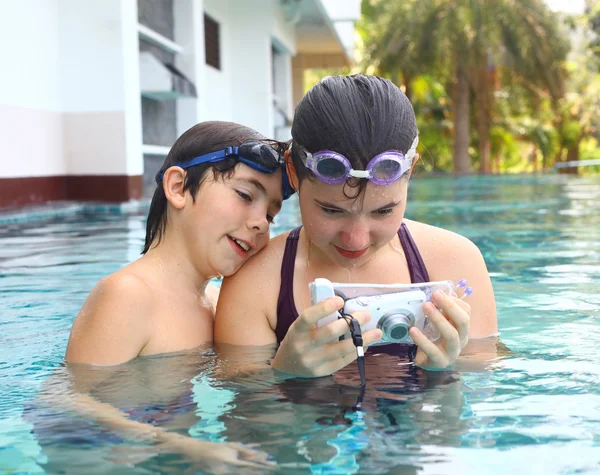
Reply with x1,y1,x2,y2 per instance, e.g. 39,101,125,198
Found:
182,163,284,277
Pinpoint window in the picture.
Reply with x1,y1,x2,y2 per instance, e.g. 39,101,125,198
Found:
204,14,220,70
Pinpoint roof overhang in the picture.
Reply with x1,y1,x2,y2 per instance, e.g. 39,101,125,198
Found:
290,0,359,66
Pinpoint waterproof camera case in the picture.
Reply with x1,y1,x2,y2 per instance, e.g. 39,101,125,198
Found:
310,278,456,345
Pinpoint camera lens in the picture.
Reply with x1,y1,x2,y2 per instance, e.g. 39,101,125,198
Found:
389,324,408,341
378,310,415,342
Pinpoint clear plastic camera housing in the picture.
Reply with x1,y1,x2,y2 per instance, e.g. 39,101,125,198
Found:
310,278,456,346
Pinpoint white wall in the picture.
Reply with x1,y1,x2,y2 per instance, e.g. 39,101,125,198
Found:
58,0,142,176
58,0,127,113
0,1,62,112
203,0,295,138
0,0,142,180
174,0,206,136
203,0,234,124
0,0,65,178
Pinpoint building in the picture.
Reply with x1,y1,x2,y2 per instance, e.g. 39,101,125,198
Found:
0,0,360,208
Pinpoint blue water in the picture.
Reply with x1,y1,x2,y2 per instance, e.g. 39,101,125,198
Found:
1,175,599,474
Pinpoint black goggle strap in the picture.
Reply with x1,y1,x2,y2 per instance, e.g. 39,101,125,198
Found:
340,312,367,390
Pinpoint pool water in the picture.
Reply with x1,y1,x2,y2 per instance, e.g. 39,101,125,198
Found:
1,174,599,474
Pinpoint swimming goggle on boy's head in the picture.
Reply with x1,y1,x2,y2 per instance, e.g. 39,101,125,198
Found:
156,142,295,200
300,135,419,186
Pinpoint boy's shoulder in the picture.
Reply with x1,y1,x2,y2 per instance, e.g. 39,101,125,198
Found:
65,265,155,364
93,265,155,306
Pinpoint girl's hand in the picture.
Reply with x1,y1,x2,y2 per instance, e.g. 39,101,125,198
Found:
271,297,383,377
411,291,471,370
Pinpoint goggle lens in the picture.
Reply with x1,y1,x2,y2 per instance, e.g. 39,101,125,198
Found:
316,158,347,180
239,143,280,170
371,159,402,181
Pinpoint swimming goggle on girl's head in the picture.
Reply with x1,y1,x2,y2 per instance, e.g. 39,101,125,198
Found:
300,135,419,186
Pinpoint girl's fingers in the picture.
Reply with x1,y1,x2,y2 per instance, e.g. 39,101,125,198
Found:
313,328,383,375
311,310,372,345
424,303,461,356
432,292,470,341
323,328,382,361
409,327,448,368
452,296,471,316
294,297,344,332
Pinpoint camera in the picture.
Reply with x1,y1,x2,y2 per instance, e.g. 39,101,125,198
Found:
310,278,455,345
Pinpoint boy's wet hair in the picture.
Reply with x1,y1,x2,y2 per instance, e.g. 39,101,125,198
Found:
143,121,272,254
290,74,418,197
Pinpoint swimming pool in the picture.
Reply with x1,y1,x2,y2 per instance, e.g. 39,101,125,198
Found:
1,174,599,474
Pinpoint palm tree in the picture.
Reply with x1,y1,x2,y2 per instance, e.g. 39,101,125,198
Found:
361,0,569,174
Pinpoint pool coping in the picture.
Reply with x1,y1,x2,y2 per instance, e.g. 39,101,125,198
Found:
0,200,151,224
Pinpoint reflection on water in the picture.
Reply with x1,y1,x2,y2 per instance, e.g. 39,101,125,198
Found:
2,175,600,474
25,343,502,474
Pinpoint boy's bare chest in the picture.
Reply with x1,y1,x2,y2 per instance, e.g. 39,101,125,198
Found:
141,294,214,355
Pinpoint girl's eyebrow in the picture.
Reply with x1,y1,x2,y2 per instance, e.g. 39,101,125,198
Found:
315,199,400,213
373,201,401,211
314,199,346,211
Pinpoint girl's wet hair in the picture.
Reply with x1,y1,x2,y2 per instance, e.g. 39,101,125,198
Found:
290,74,418,197
143,121,268,254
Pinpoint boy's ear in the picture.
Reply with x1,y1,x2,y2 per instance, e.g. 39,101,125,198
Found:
162,167,187,209
409,153,420,178
284,150,300,191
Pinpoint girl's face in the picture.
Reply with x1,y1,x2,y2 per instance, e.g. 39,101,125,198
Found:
182,164,283,277
298,177,409,268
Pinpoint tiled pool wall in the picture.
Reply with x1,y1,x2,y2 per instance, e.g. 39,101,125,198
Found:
0,200,151,225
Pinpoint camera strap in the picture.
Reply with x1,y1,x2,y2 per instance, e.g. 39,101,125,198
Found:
341,313,367,388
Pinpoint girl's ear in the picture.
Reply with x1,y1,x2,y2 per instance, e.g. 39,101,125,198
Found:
284,150,300,191
409,153,420,178
162,167,187,209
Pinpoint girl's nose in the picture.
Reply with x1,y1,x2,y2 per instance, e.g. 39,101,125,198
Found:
339,224,369,250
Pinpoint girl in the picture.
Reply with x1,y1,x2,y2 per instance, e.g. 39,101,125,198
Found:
215,75,498,376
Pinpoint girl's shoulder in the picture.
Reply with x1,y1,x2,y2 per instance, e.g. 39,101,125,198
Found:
404,218,478,248
403,219,485,274
241,229,294,269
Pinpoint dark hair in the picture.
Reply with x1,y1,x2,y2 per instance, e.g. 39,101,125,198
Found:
142,121,267,254
290,74,418,197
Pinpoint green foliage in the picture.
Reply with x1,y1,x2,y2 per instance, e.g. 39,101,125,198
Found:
586,0,600,64
360,0,571,173
561,120,583,147
580,138,600,174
